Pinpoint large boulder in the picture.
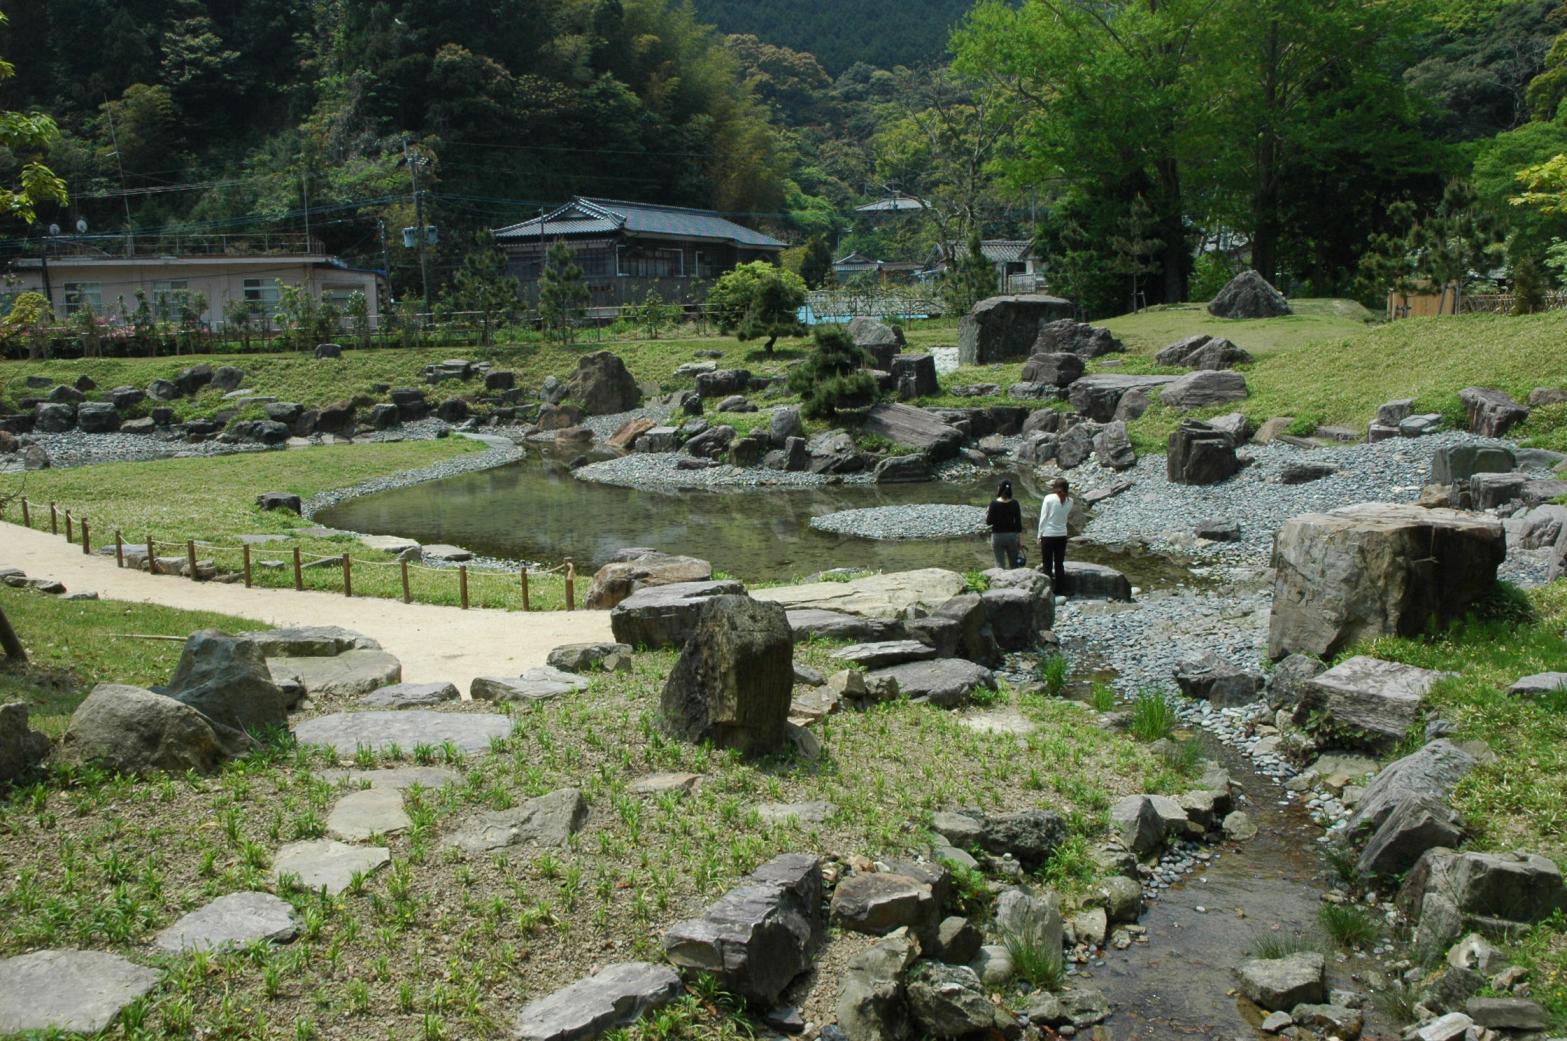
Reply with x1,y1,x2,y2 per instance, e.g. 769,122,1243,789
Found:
864,659,995,708
785,609,906,643
664,854,823,1005
890,354,939,399
1167,420,1239,485
1155,334,1253,370
982,567,1054,632
1357,797,1465,879
958,294,1075,364
1094,421,1137,470
1302,655,1451,740
1267,505,1505,660
860,404,963,462
1173,653,1262,707
1032,319,1125,358
660,596,793,755
1429,444,1516,485
1402,848,1567,958
1458,387,1529,438
610,579,747,650
837,931,920,1041
848,318,904,369
1020,352,1085,388
906,962,1004,1039
167,630,292,733
1160,369,1249,409
1208,269,1292,319
1347,739,1478,835
832,873,938,936
585,552,713,610
566,351,642,415
1068,374,1177,422
1062,562,1132,600
752,568,967,620
513,963,683,1041
75,402,120,433
0,703,50,784
61,684,233,775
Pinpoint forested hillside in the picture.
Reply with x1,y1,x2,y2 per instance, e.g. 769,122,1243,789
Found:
692,0,973,73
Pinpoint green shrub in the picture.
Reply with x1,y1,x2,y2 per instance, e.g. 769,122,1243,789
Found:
1089,682,1117,712
1004,928,1065,989
1286,413,1323,437
787,328,878,419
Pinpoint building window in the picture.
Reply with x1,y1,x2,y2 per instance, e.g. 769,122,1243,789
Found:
152,279,191,319
576,249,613,277
62,282,103,316
321,283,360,308
619,248,684,279
243,278,281,314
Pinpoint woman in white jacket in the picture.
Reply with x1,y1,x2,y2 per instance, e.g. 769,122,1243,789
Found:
1037,477,1072,591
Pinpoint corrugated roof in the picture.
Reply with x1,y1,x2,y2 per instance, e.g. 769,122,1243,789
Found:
856,195,927,213
495,197,784,249
980,240,1034,263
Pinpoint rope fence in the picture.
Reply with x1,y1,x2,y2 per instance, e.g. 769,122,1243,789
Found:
4,494,578,613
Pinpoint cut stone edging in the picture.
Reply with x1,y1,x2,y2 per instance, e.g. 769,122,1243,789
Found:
301,432,524,524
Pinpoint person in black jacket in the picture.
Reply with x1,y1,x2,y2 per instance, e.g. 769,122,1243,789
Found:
984,480,1024,569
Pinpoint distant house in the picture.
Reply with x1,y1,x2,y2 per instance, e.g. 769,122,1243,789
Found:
832,251,882,280
10,236,384,327
923,240,1042,293
493,197,785,307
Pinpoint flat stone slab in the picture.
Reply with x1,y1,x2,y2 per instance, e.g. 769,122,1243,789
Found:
1307,655,1452,739
471,666,589,703
753,568,968,620
830,640,937,669
513,962,683,1041
442,788,588,852
327,787,410,841
321,765,462,790
240,625,382,657
272,839,390,895
293,710,512,755
359,681,459,709
785,609,905,642
359,534,420,554
422,544,473,562
755,800,837,824
153,891,301,953
268,650,403,699
0,949,161,1035
866,659,997,708
630,772,701,797
1510,672,1567,696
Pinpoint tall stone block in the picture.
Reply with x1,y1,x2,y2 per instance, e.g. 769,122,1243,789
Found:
660,596,793,755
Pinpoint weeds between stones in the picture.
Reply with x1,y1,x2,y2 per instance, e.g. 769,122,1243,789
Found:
1090,681,1117,712
1319,903,1380,949
1036,653,1071,697
1129,691,1176,741
1248,929,1322,960
1005,928,1067,989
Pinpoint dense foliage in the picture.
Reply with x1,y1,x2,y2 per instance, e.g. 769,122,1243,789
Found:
693,0,973,74
707,261,806,352
787,327,877,418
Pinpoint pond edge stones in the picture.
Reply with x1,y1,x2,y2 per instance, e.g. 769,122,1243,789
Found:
0,949,161,1035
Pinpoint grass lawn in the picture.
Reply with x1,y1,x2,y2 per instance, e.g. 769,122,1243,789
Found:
1357,582,1567,1021
0,589,1192,1040
1,440,574,611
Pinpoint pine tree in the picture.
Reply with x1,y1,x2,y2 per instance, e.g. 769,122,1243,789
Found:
941,232,995,316
799,235,834,289
451,232,520,345
537,241,588,344
1108,196,1161,314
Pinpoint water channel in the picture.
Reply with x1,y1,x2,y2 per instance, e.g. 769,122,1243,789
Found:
318,453,1195,587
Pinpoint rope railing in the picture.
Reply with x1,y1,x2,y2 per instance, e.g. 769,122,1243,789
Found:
4,494,579,613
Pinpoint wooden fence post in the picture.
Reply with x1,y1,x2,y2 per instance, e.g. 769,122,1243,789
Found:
19,497,28,527
565,558,575,612
242,544,252,588
341,553,352,598
49,502,57,535
459,565,469,609
63,510,72,543
186,540,199,582
114,529,124,568
292,547,303,591
520,568,530,612
80,518,90,555
400,559,411,603
147,536,157,575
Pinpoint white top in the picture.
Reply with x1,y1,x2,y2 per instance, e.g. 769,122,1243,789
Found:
1038,493,1072,538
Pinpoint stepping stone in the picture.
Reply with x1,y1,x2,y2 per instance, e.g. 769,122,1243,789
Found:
1510,672,1567,696
422,544,472,562
267,650,404,699
755,800,837,825
327,788,410,841
359,681,459,709
959,710,1037,735
441,788,587,852
785,609,906,643
830,640,937,669
865,659,997,708
238,533,290,545
153,892,301,953
359,534,420,554
0,950,160,1035
630,772,700,797
272,839,390,895
471,667,588,704
320,766,461,790
293,710,512,755
513,962,683,1041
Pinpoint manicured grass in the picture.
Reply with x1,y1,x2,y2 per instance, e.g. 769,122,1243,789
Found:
0,588,1177,1038
0,586,265,736
1358,581,1567,1021
1,440,573,611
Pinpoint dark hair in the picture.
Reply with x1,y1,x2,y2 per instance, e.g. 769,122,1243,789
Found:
996,480,1013,499
1052,478,1069,491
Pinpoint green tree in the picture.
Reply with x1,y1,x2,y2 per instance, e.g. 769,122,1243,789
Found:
0,9,65,223
799,235,834,289
537,240,588,345
707,261,806,353
626,290,681,339
450,232,520,346
1109,195,1161,313
787,327,877,419
941,232,996,315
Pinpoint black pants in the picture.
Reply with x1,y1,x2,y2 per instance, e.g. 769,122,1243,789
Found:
1039,536,1067,591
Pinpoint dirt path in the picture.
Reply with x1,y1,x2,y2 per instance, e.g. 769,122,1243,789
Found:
2,521,613,695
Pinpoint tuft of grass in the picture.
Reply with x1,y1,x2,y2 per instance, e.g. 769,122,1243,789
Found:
1248,929,1321,960
1089,682,1117,712
1318,902,1379,949
1128,691,1176,742
1004,928,1066,989
1035,653,1071,698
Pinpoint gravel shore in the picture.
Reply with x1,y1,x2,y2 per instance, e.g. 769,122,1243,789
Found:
810,504,990,540
573,452,869,490
301,432,525,520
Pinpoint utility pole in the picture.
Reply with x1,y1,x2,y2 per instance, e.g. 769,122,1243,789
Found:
403,137,431,323
103,99,135,256
37,227,52,306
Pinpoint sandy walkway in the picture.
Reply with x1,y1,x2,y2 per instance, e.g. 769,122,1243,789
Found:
2,521,613,694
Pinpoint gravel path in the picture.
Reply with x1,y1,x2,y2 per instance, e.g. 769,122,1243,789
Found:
303,433,524,519
810,504,989,540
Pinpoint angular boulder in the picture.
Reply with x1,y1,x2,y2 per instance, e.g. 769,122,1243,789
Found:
1357,797,1465,879
1458,386,1529,438
1304,655,1451,740
1020,352,1085,388
958,294,1075,364
1429,444,1515,485
890,353,939,399
0,703,50,785
62,684,233,775
1267,505,1505,660
1167,420,1239,485
1068,374,1177,422
1032,319,1124,358
585,552,713,611
1062,562,1133,601
1347,739,1478,835
1160,369,1249,410
836,929,918,1041
1173,653,1262,707
1234,953,1325,1010
660,596,793,755
566,351,642,415
610,579,748,649
513,963,683,1041
832,873,938,936
1209,269,1292,319
906,962,1002,1039
860,403,963,462
866,659,995,708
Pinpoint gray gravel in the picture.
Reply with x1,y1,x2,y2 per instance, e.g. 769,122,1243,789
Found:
574,452,864,490
0,431,272,470
810,504,990,540
576,405,675,438
302,433,524,519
